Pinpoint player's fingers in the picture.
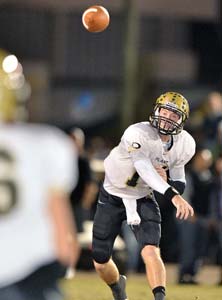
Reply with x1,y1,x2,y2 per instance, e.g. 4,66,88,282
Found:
181,204,194,220
189,206,194,217
180,207,186,219
176,205,180,218
156,168,162,175
157,170,167,181
155,166,166,175
184,207,190,220
176,205,184,219
184,204,194,219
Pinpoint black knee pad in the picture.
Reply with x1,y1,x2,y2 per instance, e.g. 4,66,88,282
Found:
92,238,111,264
92,244,110,264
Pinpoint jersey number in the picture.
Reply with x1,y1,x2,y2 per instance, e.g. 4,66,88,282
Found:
126,171,139,187
0,149,18,215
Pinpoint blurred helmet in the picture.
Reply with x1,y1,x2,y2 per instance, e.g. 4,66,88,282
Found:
0,81,17,122
149,92,189,135
70,127,85,152
0,49,29,123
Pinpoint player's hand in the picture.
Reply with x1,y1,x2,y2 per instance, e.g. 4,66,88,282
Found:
155,165,167,182
56,232,80,267
171,195,194,220
67,233,81,267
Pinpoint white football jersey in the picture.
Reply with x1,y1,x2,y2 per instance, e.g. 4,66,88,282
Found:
104,122,195,199
0,123,78,287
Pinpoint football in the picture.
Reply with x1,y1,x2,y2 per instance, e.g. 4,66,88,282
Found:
82,5,110,33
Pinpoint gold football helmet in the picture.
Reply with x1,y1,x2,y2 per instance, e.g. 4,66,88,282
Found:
0,49,28,122
149,92,189,135
0,49,17,122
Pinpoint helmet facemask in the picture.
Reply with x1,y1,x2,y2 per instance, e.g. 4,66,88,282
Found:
149,92,189,135
151,105,185,135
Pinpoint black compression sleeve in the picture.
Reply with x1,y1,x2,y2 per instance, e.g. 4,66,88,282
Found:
164,187,179,201
167,179,185,195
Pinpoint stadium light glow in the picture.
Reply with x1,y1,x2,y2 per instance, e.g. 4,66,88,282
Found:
2,55,18,73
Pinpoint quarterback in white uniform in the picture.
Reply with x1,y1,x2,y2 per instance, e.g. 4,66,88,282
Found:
104,121,195,224
92,92,196,300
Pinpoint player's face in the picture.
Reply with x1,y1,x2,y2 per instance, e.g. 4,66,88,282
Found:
158,108,180,132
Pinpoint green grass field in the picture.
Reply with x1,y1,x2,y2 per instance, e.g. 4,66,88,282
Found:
61,270,222,300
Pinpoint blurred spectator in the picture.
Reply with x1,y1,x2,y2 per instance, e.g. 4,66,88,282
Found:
202,92,222,155
70,128,98,233
121,222,140,273
210,153,222,285
0,122,79,300
87,136,112,160
217,120,222,152
89,158,106,219
177,148,214,284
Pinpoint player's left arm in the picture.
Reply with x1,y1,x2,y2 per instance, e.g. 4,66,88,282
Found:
168,167,186,195
154,165,185,194
168,133,196,195
46,129,80,268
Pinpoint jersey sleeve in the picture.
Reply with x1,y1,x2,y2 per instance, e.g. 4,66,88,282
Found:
169,132,196,182
122,125,170,194
169,165,186,182
122,125,150,160
45,129,78,193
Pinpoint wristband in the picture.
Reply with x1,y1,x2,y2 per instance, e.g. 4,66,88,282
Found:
164,187,179,201
167,179,185,195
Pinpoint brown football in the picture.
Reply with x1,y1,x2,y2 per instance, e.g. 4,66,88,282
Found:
82,5,110,33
